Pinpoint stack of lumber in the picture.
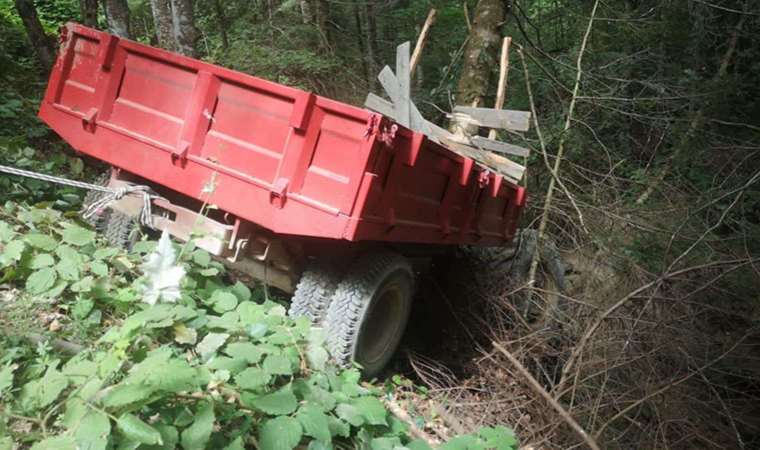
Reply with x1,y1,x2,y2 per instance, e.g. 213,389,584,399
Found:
364,41,530,185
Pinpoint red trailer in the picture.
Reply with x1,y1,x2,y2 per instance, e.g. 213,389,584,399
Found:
39,23,526,376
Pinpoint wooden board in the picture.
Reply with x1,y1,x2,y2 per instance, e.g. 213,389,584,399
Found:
452,106,531,132
471,136,530,157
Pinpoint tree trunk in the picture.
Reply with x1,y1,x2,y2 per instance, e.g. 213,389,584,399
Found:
360,1,377,90
14,0,55,71
300,0,312,23
313,0,330,50
352,2,368,83
103,0,131,38
170,0,198,57
213,0,229,50
79,0,99,28
451,0,506,132
150,0,175,51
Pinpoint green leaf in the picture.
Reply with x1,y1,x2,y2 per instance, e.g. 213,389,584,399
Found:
439,435,481,450
26,233,57,251
29,253,55,269
306,345,329,371
224,342,264,364
76,410,111,450
479,426,517,449
72,297,95,320
1,239,25,265
370,437,403,450
206,356,247,375
93,247,119,260
335,403,364,427
30,436,77,450
259,416,303,450
196,332,229,361
297,404,331,443
102,383,156,409
353,396,387,426
235,367,271,391
192,249,211,267
55,259,80,281
0,364,16,395
26,267,57,294
117,413,163,445
211,291,238,313
145,424,179,450
57,245,85,264
61,224,96,246
262,354,293,375
71,275,95,293
231,281,251,302
250,385,298,415
407,440,434,450
19,367,69,411
180,401,215,450
174,323,198,345
222,436,245,450
328,416,350,438
91,260,109,277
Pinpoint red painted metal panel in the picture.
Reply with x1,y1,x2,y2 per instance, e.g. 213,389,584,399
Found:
39,23,525,246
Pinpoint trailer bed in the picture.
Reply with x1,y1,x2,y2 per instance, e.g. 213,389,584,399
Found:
39,23,525,246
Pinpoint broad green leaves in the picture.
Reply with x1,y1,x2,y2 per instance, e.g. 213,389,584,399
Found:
61,224,95,246
26,267,57,294
0,205,520,450
297,404,332,443
117,414,163,445
248,385,298,415
18,367,69,412
259,416,303,450
180,402,215,450
76,410,111,450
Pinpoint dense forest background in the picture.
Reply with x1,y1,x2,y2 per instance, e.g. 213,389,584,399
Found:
2,0,760,449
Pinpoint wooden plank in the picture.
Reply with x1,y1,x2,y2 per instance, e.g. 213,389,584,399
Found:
377,65,430,135
489,36,512,140
471,136,529,157
395,42,412,127
410,9,437,77
443,138,524,182
364,93,395,117
452,106,530,131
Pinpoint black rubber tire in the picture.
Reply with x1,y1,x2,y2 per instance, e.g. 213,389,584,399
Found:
288,264,341,325
81,172,111,231
324,251,414,378
104,210,140,250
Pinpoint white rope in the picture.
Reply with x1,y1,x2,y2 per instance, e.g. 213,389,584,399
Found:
0,163,160,228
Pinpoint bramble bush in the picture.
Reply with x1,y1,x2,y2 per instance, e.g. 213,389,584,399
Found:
0,201,517,450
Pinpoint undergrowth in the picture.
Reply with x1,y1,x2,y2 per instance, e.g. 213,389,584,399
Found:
0,198,517,449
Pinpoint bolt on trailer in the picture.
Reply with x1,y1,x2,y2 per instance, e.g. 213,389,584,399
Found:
39,23,529,377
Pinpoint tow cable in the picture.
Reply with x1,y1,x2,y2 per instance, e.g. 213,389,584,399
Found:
0,163,160,228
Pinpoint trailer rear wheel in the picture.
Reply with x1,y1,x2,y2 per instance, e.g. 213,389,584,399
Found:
81,172,111,231
288,264,341,325
324,252,414,378
104,211,140,250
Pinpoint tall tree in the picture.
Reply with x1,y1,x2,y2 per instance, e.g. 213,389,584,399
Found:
150,0,175,51
212,0,228,51
454,0,506,109
170,0,198,57
300,0,330,50
14,0,55,71
79,0,99,28
103,0,131,38
359,0,377,89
